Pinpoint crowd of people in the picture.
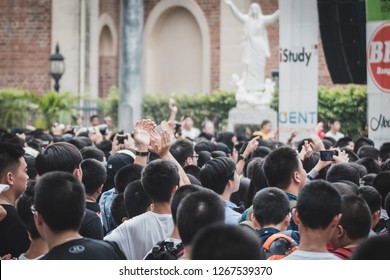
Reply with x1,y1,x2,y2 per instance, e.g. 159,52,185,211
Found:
0,104,390,260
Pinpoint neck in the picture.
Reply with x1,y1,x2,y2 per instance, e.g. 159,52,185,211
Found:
0,193,16,207
152,202,171,215
24,238,49,259
285,185,299,197
45,230,82,250
171,226,180,240
298,227,331,252
183,245,191,260
331,129,337,134
262,222,286,232
85,194,98,203
221,191,231,201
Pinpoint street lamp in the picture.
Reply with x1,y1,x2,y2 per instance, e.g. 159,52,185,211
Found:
49,44,65,93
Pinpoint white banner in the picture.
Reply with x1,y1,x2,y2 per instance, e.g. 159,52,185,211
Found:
278,0,319,142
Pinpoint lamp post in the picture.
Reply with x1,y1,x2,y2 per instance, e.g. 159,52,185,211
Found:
49,44,65,93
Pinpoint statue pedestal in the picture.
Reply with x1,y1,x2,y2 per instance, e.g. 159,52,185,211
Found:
227,107,277,138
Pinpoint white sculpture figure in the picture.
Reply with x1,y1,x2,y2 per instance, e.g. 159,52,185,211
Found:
225,0,279,92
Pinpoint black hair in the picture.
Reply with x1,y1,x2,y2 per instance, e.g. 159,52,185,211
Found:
96,140,112,159
350,162,368,178
358,186,382,214
335,137,354,149
114,164,143,193
199,157,236,195
326,163,361,186
263,146,300,190
215,142,231,156
340,147,359,162
169,139,195,167
24,154,37,179
124,180,152,219
27,138,44,152
17,180,41,239
357,146,380,160
380,159,390,172
90,114,99,123
253,187,290,227
339,195,371,241
216,132,235,155
177,190,225,245
67,138,88,150
0,133,25,147
328,118,338,125
171,185,201,225
80,158,107,196
251,146,272,159
356,158,380,174
373,171,390,208
297,180,342,229
211,150,228,158
141,159,179,203
322,139,334,150
0,143,25,178
34,171,85,232
183,165,201,179
323,136,337,147
333,181,359,196
245,158,268,208
379,142,390,162
385,193,390,218
260,120,271,129
197,151,211,168
110,193,126,227
195,141,216,153
80,146,105,162
35,142,82,175
191,224,264,260
361,173,377,187
302,152,320,173
352,237,390,260
354,137,375,154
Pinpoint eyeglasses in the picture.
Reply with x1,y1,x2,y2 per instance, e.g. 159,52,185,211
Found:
190,154,199,159
30,205,37,215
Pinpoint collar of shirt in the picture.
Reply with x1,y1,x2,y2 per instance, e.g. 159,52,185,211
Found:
286,192,298,201
224,200,238,209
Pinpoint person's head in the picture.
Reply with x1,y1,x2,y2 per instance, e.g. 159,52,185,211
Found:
96,140,112,159
191,224,264,260
17,180,41,240
24,153,37,180
294,180,342,233
183,165,201,180
201,120,215,136
354,137,375,154
380,159,390,172
171,185,201,225
357,146,380,161
326,163,361,186
195,141,216,153
373,171,390,208
181,115,194,130
336,137,354,150
80,146,105,162
35,142,83,178
251,146,272,159
358,186,382,229
216,132,237,156
141,159,180,203
361,174,377,187
124,180,152,219
110,193,127,226
328,119,341,132
104,150,135,191
67,138,87,150
260,120,272,133
333,182,359,196
199,157,239,196
177,190,225,246
169,139,197,167
33,171,85,234
114,164,143,194
263,146,306,191
252,187,290,230
80,158,106,197
385,193,390,218
379,142,390,162
330,195,371,249
356,158,380,174
0,143,28,198
90,114,100,126
352,237,390,260
197,151,212,168
246,158,268,208
340,147,359,162
302,152,320,173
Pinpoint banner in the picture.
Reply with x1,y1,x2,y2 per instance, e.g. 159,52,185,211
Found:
278,0,319,142
367,0,390,147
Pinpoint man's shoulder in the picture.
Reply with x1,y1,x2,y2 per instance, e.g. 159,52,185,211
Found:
284,250,340,260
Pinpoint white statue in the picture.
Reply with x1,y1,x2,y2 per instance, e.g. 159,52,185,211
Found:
225,0,279,92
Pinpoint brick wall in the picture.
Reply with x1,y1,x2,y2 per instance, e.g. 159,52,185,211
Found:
0,0,52,93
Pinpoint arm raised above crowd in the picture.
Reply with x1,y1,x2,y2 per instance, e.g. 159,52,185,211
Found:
236,137,259,176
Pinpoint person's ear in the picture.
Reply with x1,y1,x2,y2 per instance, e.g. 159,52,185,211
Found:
185,157,193,167
251,214,261,229
372,210,381,227
336,224,345,240
73,168,82,181
147,204,154,212
5,172,14,186
293,171,302,184
292,208,300,225
97,185,103,195
330,214,342,228
284,212,291,227
121,217,129,223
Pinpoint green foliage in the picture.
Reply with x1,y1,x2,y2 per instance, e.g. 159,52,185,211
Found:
98,86,119,127
0,88,32,129
270,85,368,139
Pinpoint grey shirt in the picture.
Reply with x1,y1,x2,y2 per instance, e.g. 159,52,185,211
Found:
284,250,340,260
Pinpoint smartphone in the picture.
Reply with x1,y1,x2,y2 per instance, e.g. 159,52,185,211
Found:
320,150,339,161
117,134,128,144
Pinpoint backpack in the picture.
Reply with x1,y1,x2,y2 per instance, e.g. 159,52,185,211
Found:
144,240,184,260
262,231,299,260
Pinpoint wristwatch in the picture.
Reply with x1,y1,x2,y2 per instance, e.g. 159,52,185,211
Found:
135,151,149,157
238,154,248,162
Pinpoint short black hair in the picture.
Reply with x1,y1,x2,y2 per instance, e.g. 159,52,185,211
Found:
385,193,390,218
177,190,225,245
17,180,41,239
263,146,300,190
335,137,354,149
199,157,236,195
302,152,320,173
357,146,380,160
260,120,271,129
124,180,152,219
379,142,390,162
297,180,342,229
141,159,179,203
354,137,375,154
80,159,107,196
358,186,381,214
110,193,126,226
251,146,272,159
67,138,87,150
169,139,195,167
90,114,99,123
373,171,390,208
96,140,112,159
246,158,268,208
197,151,211,168
350,162,368,178
216,132,235,155
339,195,372,240
24,154,37,179
356,158,380,174
171,185,201,225
34,171,85,232
380,159,390,172
352,237,390,260
80,146,105,162
35,142,82,175
361,174,377,187
195,141,216,153
326,163,361,186
253,187,290,227
114,164,143,193
0,143,25,178
183,165,201,179
340,147,359,162
191,224,264,260
333,182,359,196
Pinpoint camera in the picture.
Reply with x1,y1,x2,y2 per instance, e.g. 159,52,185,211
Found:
320,150,339,161
117,134,128,144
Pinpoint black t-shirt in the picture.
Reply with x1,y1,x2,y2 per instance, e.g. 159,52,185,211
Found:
40,238,126,260
86,201,100,214
79,209,104,240
0,204,30,257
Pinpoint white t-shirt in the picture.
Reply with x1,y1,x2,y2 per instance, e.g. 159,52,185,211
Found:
284,250,340,260
104,211,174,260
325,131,345,142
181,128,200,140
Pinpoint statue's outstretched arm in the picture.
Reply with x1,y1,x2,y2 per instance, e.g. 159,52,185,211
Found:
224,0,246,24
263,10,280,25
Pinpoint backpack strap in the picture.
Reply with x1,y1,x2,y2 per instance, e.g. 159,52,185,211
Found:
263,233,294,251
